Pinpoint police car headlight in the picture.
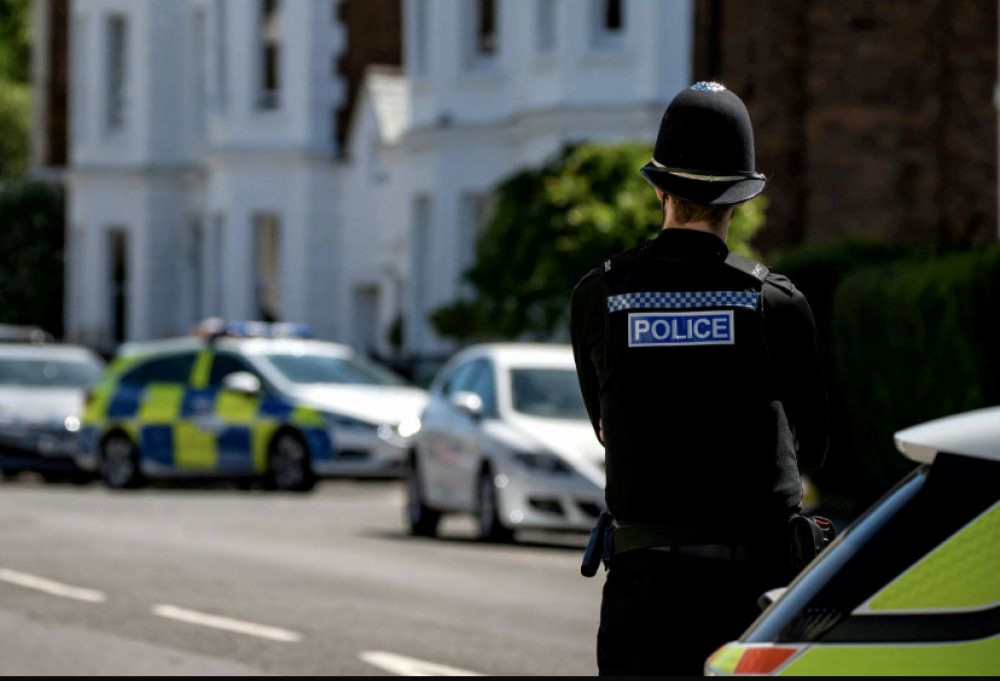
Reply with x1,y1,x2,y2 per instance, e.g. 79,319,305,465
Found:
513,451,573,476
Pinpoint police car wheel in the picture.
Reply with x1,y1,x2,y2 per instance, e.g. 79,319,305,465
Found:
100,433,143,490
406,457,440,537
267,431,316,493
478,468,514,543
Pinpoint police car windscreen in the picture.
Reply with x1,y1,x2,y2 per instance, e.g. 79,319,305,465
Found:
264,354,408,386
510,369,588,420
0,359,103,389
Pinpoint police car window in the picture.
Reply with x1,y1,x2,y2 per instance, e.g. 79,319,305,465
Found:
510,368,589,420
263,353,407,386
121,353,197,386
208,353,261,387
467,361,497,417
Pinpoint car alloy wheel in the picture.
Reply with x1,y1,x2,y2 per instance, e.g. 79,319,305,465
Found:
268,432,316,493
478,468,514,543
100,433,142,490
406,457,441,537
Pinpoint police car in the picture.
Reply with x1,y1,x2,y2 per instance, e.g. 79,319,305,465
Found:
407,344,606,541
77,322,427,491
705,407,1000,676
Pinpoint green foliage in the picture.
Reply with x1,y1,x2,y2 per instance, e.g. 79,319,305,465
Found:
0,181,66,336
431,143,767,341
772,241,925,340
0,0,31,84
0,79,30,178
832,248,1000,498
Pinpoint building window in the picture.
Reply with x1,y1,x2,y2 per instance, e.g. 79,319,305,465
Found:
187,218,204,323
71,15,89,144
257,0,282,110
536,0,557,54
105,15,128,132
192,8,208,135
214,0,227,112
591,0,626,49
410,196,432,352
108,229,128,343
254,214,281,322
458,192,494,275
209,214,225,316
464,0,498,68
476,0,497,56
410,0,429,77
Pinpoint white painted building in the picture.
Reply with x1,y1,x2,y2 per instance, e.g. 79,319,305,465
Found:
60,0,693,357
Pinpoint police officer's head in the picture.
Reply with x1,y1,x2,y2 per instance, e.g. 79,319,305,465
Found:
641,82,765,235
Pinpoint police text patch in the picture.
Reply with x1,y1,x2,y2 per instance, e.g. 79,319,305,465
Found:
628,311,734,347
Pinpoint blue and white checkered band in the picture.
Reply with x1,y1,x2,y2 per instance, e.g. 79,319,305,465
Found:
606,290,760,313
691,81,726,93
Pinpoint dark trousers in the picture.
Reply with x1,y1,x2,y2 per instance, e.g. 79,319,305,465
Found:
597,549,787,676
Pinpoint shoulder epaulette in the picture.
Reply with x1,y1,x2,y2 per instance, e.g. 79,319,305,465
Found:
724,252,770,284
603,241,651,274
764,272,797,295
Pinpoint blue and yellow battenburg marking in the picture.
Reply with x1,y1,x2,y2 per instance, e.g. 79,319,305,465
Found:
81,364,334,474
606,290,759,313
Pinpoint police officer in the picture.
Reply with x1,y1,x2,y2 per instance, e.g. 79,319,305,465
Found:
570,82,829,676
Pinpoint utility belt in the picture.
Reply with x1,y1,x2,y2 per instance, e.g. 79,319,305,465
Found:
581,512,837,578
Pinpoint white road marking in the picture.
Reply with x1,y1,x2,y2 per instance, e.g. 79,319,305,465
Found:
0,568,106,603
152,604,302,643
360,651,484,677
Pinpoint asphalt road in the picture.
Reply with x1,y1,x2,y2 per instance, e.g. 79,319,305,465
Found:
0,477,602,676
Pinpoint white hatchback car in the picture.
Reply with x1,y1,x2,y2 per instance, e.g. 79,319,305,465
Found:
407,344,606,541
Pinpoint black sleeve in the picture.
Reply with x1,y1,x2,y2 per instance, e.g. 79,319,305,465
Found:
570,269,605,443
764,279,830,469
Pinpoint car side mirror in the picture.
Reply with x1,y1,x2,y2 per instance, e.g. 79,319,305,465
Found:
450,391,483,420
757,587,787,611
222,372,262,397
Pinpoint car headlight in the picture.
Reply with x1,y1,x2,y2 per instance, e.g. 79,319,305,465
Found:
325,414,379,434
513,451,574,476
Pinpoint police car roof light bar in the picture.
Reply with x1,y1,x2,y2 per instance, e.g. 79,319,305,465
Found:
195,319,314,341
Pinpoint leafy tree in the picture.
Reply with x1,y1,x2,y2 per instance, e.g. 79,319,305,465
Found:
0,0,30,178
431,143,767,341
0,0,31,85
0,80,29,177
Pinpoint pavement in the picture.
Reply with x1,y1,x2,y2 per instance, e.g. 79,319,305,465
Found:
0,478,602,676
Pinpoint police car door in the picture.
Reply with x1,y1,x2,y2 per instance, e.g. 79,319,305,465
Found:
199,351,265,474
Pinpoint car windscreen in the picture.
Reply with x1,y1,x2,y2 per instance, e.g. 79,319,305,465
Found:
510,368,588,420
0,358,103,389
263,353,408,387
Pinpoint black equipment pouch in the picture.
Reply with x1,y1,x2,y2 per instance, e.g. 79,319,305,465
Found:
581,511,615,577
788,514,837,572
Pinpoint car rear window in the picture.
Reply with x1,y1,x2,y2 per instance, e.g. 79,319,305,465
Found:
0,358,103,388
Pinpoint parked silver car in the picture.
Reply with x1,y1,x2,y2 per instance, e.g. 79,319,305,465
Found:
406,344,606,541
0,343,104,481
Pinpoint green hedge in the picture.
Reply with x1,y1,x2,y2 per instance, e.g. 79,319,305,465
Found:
0,181,65,336
770,241,925,513
832,247,1000,497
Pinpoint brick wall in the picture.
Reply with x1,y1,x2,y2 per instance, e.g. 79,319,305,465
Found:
695,0,998,252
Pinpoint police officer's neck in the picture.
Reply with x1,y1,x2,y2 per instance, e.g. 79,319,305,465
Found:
661,222,730,243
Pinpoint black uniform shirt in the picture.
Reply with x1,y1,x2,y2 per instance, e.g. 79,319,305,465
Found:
571,228,829,543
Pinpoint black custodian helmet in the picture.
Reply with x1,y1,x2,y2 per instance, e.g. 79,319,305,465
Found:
640,82,766,206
